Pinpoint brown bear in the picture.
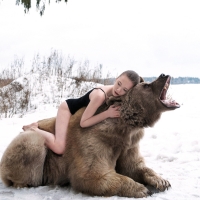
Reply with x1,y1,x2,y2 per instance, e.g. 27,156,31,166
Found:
0,74,180,198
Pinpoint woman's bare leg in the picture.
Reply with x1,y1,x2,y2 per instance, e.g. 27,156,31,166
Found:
22,101,71,155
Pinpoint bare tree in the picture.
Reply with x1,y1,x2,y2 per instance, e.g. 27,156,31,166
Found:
15,0,68,16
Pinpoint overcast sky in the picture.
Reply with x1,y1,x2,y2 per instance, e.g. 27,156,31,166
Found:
0,0,200,78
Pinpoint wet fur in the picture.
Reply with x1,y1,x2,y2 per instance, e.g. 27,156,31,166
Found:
0,75,175,198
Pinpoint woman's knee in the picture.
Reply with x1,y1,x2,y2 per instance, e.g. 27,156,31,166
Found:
54,142,66,155
55,148,66,155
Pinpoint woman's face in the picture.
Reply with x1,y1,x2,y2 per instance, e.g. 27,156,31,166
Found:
112,75,134,96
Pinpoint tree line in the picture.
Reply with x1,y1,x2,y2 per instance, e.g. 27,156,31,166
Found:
143,77,200,84
102,77,200,85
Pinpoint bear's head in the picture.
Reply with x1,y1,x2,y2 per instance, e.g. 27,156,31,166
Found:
109,74,180,128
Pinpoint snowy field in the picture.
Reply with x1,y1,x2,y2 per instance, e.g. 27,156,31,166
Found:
0,82,200,200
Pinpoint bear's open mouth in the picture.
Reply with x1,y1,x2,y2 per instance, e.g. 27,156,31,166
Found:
159,77,180,108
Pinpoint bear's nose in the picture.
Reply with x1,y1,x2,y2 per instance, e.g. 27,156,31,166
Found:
159,73,166,77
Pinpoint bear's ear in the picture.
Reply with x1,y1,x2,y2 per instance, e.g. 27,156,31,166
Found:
140,76,144,83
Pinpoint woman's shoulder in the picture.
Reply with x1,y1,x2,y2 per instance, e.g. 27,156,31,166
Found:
91,88,105,96
90,88,107,102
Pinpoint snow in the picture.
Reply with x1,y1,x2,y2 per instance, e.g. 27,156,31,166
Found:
0,76,200,200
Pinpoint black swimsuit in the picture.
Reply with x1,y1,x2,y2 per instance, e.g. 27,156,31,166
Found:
66,88,106,115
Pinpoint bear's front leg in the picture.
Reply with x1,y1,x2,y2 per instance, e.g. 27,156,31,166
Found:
141,167,171,191
71,169,151,198
116,146,171,192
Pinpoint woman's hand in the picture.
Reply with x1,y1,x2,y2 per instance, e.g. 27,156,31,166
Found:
106,105,120,118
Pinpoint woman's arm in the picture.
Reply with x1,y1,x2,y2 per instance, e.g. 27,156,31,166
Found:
80,90,120,128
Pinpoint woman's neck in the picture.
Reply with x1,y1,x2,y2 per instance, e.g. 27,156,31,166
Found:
102,85,113,98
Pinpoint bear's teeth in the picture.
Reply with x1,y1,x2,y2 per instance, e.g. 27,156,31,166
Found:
164,83,168,90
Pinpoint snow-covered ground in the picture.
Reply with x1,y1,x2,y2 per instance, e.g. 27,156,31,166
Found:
0,78,200,200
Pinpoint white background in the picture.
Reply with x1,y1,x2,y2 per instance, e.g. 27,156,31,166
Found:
0,0,200,77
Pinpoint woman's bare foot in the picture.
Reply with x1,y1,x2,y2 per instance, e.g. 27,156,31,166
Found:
22,122,38,131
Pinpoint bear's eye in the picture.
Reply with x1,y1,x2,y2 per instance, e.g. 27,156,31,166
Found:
143,84,150,88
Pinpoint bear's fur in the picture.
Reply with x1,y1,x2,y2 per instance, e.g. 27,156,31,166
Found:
0,74,180,198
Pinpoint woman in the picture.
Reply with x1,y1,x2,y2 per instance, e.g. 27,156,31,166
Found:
23,70,140,154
